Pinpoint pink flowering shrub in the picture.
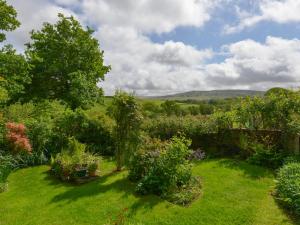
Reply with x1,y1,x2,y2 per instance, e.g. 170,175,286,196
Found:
5,122,32,154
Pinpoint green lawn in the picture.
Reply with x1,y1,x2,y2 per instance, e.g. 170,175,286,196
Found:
0,159,297,225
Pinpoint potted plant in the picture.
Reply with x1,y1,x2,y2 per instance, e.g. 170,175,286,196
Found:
88,162,98,177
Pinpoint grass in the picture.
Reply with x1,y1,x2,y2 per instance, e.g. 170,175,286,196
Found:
0,158,297,225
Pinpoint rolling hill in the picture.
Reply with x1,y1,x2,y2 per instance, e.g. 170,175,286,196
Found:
152,90,265,100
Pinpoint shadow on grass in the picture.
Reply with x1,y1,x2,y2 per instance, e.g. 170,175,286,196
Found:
215,158,274,179
274,198,300,225
44,170,164,216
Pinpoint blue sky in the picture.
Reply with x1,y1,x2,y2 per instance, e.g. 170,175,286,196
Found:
4,0,300,95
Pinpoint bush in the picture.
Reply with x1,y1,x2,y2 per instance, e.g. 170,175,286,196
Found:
5,122,32,154
129,136,201,205
275,162,300,216
0,154,18,192
51,138,101,182
240,135,286,169
128,137,167,182
3,101,68,158
143,115,217,140
55,109,114,156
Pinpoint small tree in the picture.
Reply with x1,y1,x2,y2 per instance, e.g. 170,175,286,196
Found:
109,91,142,171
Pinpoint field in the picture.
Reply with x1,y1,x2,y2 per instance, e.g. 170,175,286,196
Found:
0,158,296,225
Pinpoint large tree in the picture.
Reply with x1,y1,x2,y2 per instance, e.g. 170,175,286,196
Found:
25,14,110,108
0,45,31,103
0,0,20,42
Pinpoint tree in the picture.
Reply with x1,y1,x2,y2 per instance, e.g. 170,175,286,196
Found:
0,0,20,42
109,91,143,171
0,45,31,103
25,14,110,108
161,100,182,116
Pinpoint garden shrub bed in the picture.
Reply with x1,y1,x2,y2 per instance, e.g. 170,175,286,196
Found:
129,136,202,206
51,138,101,184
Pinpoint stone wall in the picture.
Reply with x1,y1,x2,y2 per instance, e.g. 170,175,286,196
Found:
191,128,300,156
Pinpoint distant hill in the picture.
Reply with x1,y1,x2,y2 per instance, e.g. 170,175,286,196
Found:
152,90,265,101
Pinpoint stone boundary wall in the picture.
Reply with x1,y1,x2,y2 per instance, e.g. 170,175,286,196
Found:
191,128,300,156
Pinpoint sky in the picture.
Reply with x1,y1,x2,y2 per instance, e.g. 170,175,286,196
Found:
2,0,300,96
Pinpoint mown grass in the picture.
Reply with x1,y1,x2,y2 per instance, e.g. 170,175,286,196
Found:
0,159,297,225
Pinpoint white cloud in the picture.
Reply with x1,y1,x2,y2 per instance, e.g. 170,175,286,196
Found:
4,0,76,50
205,37,300,90
3,1,300,95
225,0,300,34
96,26,212,95
80,0,217,34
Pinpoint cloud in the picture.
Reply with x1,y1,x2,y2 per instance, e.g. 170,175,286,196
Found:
225,0,300,34
3,1,300,95
4,0,76,50
80,0,217,34
96,26,212,95
205,37,300,90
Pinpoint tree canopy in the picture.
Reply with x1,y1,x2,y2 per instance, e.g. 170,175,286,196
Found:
0,45,31,103
0,0,20,42
25,14,111,108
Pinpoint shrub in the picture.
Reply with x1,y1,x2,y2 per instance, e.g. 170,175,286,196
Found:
129,136,201,205
3,101,68,158
109,91,143,171
51,138,101,181
275,162,300,216
128,137,166,182
55,109,114,156
0,154,17,192
143,115,217,140
241,136,286,169
5,122,31,154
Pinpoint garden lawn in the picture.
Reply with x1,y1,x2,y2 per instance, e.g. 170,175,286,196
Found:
0,159,297,225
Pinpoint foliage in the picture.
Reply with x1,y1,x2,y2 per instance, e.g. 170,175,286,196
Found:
129,136,200,205
275,162,300,216
0,0,20,42
0,153,17,192
128,136,167,182
141,101,161,118
143,115,217,140
247,141,286,169
55,109,114,155
0,45,31,103
212,110,235,130
51,138,100,181
234,90,300,131
237,134,286,168
5,122,32,154
3,101,68,157
161,100,184,116
25,14,110,108
109,91,143,171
